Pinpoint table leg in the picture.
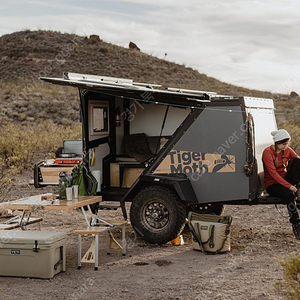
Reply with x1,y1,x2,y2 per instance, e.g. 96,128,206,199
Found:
81,204,118,228
78,234,82,269
95,234,99,270
3,215,21,224
106,232,110,255
81,207,90,226
122,223,126,256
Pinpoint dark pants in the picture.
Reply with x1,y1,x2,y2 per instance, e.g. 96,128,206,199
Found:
285,157,300,185
266,158,300,224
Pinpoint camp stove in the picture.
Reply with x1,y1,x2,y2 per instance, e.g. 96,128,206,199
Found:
54,153,82,164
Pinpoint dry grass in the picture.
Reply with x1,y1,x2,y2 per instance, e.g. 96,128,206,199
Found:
0,122,81,195
277,121,300,153
275,254,300,299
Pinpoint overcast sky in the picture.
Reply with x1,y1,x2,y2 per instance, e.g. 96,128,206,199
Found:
1,0,300,94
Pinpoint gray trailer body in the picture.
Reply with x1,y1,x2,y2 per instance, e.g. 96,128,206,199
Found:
39,73,279,244
151,97,276,204
163,104,249,203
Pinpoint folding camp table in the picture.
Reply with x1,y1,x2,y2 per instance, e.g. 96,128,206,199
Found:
4,193,104,227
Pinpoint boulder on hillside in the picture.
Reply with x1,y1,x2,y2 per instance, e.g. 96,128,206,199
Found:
290,91,299,98
84,34,101,44
129,41,140,51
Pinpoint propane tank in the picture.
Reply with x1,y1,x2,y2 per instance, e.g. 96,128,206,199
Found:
58,171,68,199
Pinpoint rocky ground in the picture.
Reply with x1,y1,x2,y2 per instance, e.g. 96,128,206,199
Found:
0,171,298,300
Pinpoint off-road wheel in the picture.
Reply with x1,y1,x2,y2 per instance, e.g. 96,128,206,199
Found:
130,186,186,244
188,203,224,215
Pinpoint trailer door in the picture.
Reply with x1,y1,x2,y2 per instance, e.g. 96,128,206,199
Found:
244,97,277,173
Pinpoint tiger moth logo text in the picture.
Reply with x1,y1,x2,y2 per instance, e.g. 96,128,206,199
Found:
163,150,235,174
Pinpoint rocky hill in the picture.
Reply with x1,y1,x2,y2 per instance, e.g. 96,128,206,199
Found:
0,30,296,126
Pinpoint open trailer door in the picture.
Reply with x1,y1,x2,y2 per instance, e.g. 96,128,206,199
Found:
78,89,116,191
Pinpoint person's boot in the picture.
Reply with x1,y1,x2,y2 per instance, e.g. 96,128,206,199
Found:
296,189,300,209
296,198,300,209
292,222,300,240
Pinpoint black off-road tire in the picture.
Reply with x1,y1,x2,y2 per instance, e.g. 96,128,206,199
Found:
130,186,186,244
188,203,224,215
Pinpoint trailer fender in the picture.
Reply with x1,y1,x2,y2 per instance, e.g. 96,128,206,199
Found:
124,174,197,203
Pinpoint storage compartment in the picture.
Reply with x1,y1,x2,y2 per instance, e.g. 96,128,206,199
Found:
0,231,66,278
122,168,145,187
40,165,75,184
110,163,145,188
110,163,119,187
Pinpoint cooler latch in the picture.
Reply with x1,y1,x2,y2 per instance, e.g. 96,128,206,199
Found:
33,240,39,252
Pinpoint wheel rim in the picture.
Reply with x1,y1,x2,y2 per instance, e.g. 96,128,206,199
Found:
143,201,169,230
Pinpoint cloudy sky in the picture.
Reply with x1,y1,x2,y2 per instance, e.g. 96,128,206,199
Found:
1,0,300,94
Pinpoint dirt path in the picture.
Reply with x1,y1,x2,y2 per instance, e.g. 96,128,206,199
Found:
0,174,297,299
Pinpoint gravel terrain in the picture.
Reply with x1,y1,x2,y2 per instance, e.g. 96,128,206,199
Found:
0,171,297,300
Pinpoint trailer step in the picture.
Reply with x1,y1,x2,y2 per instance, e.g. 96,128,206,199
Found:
98,204,120,210
257,196,285,205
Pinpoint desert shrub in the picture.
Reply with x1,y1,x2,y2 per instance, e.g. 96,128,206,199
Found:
277,121,300,153
31,121,82,157
0,121,81,191
99,47,109,54
275,254,300,299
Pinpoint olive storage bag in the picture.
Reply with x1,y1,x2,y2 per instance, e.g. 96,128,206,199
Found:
71,162,98,196
188,212,232,254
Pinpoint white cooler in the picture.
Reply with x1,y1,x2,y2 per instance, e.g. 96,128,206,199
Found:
0,230,66,278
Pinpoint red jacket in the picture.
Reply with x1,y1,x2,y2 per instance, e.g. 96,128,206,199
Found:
262,145,298,189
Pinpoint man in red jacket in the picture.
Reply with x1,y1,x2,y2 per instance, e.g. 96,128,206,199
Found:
262,129,300,239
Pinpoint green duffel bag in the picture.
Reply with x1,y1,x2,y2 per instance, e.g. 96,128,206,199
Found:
188,211,232,254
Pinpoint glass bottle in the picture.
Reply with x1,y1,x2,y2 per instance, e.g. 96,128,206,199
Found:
58,171,68,199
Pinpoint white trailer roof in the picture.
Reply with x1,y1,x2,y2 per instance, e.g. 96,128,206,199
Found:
244,97,274,109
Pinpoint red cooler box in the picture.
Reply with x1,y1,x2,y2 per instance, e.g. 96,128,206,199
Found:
0,230,66,278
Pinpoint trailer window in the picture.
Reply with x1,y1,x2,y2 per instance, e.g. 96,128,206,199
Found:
89,102,109,135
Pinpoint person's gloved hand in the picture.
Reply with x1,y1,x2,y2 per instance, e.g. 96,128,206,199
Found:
290,185,298,193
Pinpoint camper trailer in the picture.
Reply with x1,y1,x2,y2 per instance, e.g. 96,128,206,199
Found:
37,72,282,244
